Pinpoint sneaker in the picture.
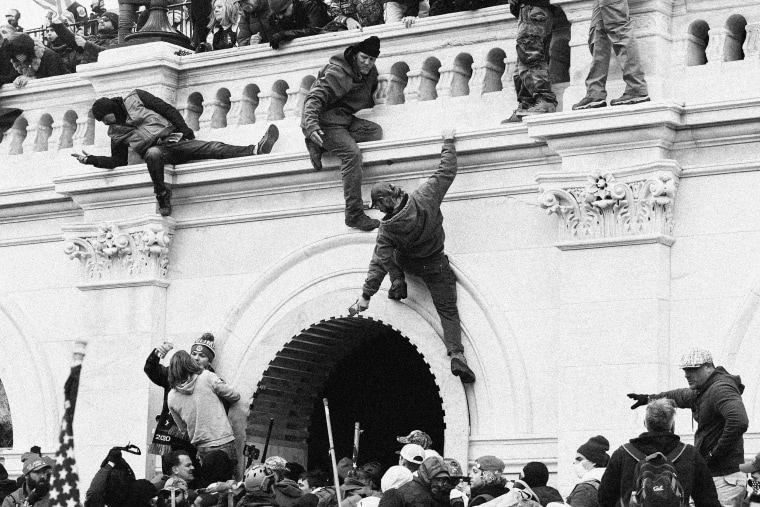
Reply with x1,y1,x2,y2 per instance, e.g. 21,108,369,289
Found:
345,213,380,231
450,352,476,383
572,96,607,110
156,188,172,217
305,137,323,171
521,100,556,116
610,93,651,106
256,124,279,155
500,109,523,124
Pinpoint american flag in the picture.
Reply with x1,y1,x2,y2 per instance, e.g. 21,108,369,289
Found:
49,343,87,507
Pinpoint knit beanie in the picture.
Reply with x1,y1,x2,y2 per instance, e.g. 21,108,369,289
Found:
355,36,380,58
7,32,35,60
99,11,119,29
268,0,291,15
192,332,216,361
91,97,122,121
577,435,610,467
521,462,549,488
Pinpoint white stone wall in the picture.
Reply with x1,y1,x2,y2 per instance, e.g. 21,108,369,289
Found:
1,1,759,495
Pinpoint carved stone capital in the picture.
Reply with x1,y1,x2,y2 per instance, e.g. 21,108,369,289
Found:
62,216,176,290
537,162,680,250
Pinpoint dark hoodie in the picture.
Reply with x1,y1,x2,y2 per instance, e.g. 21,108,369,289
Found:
468,484,507,507
272,479,303,507
655,366,749,476
597,431,719,507
301,44,378,137
378,457,450,507
362,141,456,299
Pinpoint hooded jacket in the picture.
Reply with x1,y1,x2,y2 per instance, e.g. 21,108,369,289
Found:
362,141,456,299
2,482,51,507
168,370,240,448
272,479,303,507
654,366,748,476
301,45,378,137
597,432,719,507
377,458,450,507
268,0,331,47
566,467,604,507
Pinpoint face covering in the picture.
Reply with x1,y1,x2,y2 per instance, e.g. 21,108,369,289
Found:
573,462,588,479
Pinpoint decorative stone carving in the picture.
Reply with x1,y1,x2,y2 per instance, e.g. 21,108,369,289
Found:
705,27,728,64
744,22,760,60
538,169,678,249
63,217,175,289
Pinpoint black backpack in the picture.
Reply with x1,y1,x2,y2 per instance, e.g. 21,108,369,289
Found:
622,443,688,507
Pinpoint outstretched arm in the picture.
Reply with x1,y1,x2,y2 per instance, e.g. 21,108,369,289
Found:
417,130,457,206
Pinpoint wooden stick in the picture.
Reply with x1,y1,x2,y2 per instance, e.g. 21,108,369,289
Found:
261,417,274,463
323,398,343,507
352,422,361,468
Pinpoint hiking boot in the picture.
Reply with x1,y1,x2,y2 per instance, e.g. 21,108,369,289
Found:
450,352,476,383
521,100,556,116
345,213,380,231
500,109,523,124
156,188,172,217
305,137,323,171
610,93,651,106
572,96,607,110
256,124,279,155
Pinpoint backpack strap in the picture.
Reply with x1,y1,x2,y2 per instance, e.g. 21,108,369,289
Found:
666,443,687,463
584,479,600,490
622,443,646,462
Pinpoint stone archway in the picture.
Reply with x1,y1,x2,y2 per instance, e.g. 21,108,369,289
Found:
245,315,447,468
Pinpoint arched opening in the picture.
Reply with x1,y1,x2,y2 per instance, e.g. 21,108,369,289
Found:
0,378,11,448
59,110,78,149
212,88,232,129
450,53,474,97
186,92,204,131
240,84,261,125
687,20,710,66
34,113,54,152
725,14,747,62
420,58,442,101
245,316,445,470
388,62,410,105
483,48,506,94
268,80,290,121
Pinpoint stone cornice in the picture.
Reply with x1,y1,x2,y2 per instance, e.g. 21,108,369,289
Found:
62,215,176,290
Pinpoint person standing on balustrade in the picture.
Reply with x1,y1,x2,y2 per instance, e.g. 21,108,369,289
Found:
301,36,384,231
74,89,279,216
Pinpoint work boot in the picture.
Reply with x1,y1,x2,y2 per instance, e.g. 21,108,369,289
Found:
520,99,556,116
450,352,476,383
256,124,279,155
345,213,380,231
501,109,524,124
156,188,172,217
610,93,650,106
305,137,323,171
571,96,607,110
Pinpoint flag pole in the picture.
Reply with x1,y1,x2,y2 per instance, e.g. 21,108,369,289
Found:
323,399,342,507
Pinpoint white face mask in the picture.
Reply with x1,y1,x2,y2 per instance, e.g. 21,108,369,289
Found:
573,462,588,479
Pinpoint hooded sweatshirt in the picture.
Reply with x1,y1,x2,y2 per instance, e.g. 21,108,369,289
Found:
378,457,450,507
301,45,378,137
168,370,240,448
362,141,456,299
597,432,719,507
654,366,749,476
272,479,303,507
566,467,604,507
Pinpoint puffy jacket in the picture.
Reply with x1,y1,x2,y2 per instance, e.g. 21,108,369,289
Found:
654,367,749,476
301,45,377,137
168,369,240,447
362,141,456,299
597,431,719,507
238,1,273,44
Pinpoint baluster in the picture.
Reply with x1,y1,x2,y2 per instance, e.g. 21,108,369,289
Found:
705,28,729,63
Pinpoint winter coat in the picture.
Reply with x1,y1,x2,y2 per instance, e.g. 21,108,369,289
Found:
273,479,303,507
0,45,19,85
531,486,562,507
566,468,604,507
237,489,276,507
325,0,383,28
10,40,68,80
361,140,456,299
268,0,331,46
377,458,451,507
468,485,508,507
2,483,51,507
597,431,719,507
654,366,749,476
168,369,240,447
87,89,195,169
301,44,377,137
238,1,273,45
51,23,118,66
206,24,238,50
340,480,372,507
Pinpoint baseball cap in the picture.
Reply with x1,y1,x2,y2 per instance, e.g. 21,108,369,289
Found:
396,430,432,449
740,451,760,473
473,455,505,474
22,457,51,475
370,182,395,209
396,444,424,465
678,348,713,369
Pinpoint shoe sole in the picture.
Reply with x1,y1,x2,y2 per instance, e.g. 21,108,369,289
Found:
257,124,279,155
572,100,607,110
610,96,651,106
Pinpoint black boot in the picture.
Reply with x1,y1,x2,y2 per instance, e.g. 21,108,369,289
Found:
450,352,476,383
256,124,279,155
345,213,380,231
156,188,172,217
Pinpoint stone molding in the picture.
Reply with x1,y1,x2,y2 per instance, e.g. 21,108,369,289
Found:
62,216,175,289
537,162,680,250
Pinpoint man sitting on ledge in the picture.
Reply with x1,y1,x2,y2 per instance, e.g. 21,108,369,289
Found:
74,89,279,217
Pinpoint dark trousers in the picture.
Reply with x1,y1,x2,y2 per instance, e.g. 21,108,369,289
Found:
320,117,383,221
144,139,254,195
395,252,464,355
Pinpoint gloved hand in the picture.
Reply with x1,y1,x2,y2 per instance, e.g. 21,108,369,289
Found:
28,481,50,505
269,33,284,49
180,126,195,140
627,393,649,409
388,279,407,300
195,42,211,53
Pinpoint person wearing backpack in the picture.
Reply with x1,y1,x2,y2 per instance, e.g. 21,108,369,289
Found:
566,436,610,507
597,399,720,507
468,456,508,507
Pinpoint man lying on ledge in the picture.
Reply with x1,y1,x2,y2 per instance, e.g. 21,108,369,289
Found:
74,89,279,217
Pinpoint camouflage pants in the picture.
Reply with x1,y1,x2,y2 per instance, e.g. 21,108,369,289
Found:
513,4,556,108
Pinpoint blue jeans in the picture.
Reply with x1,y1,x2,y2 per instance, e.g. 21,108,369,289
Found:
144,139,254,195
